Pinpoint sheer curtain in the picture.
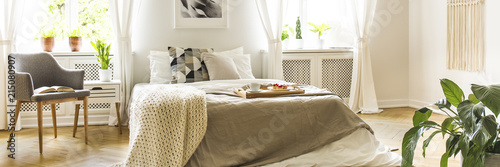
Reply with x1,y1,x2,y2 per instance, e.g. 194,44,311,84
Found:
255,0,287,80
109,0,142,126
348,0,380,114
1,0,24,130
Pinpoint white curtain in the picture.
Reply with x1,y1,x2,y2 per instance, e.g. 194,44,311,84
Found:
109,0,142,126
348,0,380,114
256,0,287,80
0,0,24,130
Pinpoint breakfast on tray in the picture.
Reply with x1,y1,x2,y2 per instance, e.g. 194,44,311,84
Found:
272,83,288,90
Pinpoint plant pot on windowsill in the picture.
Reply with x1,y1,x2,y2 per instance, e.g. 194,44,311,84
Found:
289,39,304,49
41,37,55,52
69,37,82,52
99,69,112,82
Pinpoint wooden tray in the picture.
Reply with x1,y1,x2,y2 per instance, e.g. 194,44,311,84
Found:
234,86,305,99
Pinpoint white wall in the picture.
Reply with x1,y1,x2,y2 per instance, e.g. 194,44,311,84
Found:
371,0,410,108
409,0,500,107
131,0,267,85
131,0,411,108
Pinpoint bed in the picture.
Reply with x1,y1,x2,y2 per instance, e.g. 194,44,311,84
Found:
117,47,401,166
122,79,401,167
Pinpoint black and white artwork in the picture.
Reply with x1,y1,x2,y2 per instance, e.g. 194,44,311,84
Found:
175,0,227,28
180,0,222,18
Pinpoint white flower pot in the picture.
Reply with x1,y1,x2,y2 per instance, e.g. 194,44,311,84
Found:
99,69,112,82
290,39,304,49
282,39,289,50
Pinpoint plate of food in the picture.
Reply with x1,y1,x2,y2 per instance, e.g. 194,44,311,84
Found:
271,84,290,91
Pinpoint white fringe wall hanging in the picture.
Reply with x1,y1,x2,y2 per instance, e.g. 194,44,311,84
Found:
447,0,484,71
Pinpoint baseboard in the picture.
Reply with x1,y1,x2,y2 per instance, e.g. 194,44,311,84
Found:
378,99,409,108
377,99,435,109
20,115,110,129
408,99,432,109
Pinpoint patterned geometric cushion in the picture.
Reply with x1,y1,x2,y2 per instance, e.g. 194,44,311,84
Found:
169,46,214,83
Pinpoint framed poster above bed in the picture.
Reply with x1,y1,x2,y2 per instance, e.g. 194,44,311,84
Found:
174,0,228,29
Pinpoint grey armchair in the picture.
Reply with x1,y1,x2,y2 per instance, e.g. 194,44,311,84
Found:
7,52,91,154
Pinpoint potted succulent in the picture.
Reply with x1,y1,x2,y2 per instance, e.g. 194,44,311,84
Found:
39,28,57,52
91,40,112,82
289,17,303,49
308,22,331,48
402,79,500,167
68,27,82,52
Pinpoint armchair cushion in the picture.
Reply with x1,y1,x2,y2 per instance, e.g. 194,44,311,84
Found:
14,72,34,101
31,90,90,102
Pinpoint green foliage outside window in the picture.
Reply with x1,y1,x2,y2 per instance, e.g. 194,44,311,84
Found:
78,0,114,41
38,0,114,42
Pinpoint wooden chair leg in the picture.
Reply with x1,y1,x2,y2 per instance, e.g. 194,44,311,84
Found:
37,102,43,154
83,97,88,144
73,104,80,137
7,100,22,149
51,104,57,138
115,102,122,134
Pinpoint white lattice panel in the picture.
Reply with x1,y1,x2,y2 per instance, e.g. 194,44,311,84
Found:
20,103,60,112
282,59,311,85
74,63,114,81
78,103,111,110
321,58,353,98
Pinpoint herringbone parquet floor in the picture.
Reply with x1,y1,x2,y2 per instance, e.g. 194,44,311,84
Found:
0,107,459,167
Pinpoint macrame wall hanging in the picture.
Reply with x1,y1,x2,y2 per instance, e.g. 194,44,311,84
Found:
447,0,484,72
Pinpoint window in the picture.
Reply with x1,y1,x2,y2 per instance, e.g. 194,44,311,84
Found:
17,0,113,52
284,0,354,47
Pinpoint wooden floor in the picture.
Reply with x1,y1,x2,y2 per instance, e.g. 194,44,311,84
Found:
0,107,459,167
359,107,460,167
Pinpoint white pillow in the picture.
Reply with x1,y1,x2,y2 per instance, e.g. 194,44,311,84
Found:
201,52,241,80
215,46,244,55
215,47,255,79
231,54,255,79
148,50,172,84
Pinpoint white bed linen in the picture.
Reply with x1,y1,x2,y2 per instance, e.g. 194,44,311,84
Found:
263,128,401,167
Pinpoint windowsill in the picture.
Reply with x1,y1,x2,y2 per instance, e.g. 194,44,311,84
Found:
50,51,115,57
283,46,353,53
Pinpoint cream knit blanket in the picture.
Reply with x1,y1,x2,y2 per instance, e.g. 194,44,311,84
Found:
114,84,207,167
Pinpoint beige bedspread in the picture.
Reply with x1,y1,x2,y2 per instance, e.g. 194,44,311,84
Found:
130,79,373,166
179,79,372,167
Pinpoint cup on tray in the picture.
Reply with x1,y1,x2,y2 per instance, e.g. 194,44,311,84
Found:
249,83,260,92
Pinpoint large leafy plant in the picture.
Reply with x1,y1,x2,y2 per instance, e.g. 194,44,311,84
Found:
402,79,500,167
91,40,112,70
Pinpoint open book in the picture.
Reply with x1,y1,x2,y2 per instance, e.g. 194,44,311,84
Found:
34,86,75,94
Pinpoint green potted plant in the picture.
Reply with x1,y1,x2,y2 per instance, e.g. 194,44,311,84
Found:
290,16,303,49
281,24,294,49
39,27,57,52
308,22,331,48
402,79,500,167
68,27,82,52
91,40,112,82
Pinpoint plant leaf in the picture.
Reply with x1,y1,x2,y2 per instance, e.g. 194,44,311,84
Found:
471,84,500,117
469,93,480,104
440,79,465,107
458,134,469,157
423,130,441,158
441,117,454,137
458,100,476,137
440,151,449,167
413,107,432,127
401,125,432,167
